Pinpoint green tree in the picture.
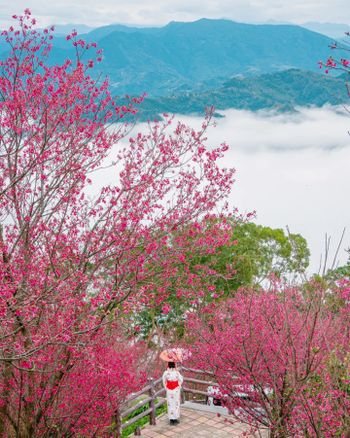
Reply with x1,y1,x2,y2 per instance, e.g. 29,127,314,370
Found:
230,222,310,286
325,249,350,282
192,220,310,294
131,219,310,340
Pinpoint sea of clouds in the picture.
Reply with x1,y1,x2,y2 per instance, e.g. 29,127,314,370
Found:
199,106,350,274
91,105,350,275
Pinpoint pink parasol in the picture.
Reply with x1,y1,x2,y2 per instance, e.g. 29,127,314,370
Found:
159,348,188,363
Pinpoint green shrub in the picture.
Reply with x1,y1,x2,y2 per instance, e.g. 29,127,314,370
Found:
121,400,167,437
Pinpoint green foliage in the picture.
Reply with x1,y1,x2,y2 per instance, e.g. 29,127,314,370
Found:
311,249,350,311
132,220,310,339
193,220,310,293
231,222,310,284
324,249,350,283
121,401,167,437
132,307,186,342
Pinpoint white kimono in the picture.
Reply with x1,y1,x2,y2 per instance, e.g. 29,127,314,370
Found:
162,368,183,420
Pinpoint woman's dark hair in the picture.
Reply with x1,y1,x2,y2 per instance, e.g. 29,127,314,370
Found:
168,361,176,368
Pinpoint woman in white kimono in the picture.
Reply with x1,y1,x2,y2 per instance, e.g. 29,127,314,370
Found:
162,362,183,425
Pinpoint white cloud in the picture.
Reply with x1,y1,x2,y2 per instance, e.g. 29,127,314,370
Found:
1,0,350,28
207,106,350,152
172,106,350,152
176,107,350,274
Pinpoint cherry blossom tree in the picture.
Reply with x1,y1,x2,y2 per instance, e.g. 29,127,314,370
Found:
187,284,350,437
319,32,350,91
0,10,235,436
129,216,237,343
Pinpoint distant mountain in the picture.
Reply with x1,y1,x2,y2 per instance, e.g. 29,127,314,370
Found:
0,18,344,116
90,18,334,95
0,18,334,97
126,69,349,120
85,24,160,40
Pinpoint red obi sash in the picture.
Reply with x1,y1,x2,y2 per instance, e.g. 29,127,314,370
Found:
166,380,179,390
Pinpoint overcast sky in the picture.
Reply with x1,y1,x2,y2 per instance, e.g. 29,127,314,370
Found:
1,0,350,28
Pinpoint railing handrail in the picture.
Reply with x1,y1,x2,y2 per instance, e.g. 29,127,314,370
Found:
120,376,163,409
181,366,215,376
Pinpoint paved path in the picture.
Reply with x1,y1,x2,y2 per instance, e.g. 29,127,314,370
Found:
140,406,267,437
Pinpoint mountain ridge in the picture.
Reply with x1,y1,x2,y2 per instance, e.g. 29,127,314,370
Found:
0,18,333,96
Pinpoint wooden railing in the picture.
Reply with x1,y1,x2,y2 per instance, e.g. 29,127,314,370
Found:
115,376,166,437
115,367,218,437
181,366,218,401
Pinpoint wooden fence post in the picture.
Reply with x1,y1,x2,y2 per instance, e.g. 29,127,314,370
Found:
181,385,186,404
114,409,122,438
148,377,156,426
134,426,141,435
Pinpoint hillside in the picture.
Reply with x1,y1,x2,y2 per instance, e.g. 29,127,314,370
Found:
123,69,348,120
